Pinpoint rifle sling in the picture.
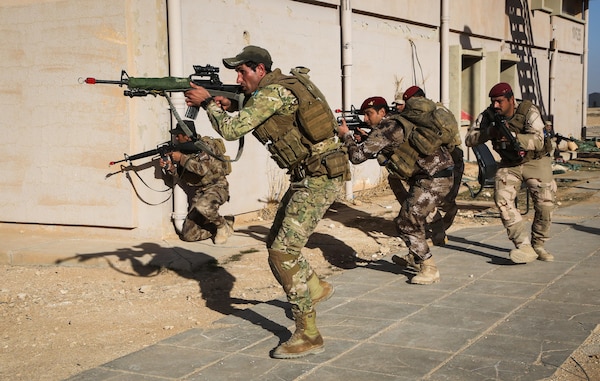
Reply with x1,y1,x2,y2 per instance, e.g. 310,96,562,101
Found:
163,92,244,162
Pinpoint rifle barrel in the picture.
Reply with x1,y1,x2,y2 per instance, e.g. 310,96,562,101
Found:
84,77,126,85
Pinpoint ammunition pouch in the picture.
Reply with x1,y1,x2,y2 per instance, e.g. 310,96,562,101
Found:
304,148,350,180
221,155,232,176
409,125,443,156
297,98,337,143
377,144,419,179
322,149,349,178
493,141,523,164
266,127,310,169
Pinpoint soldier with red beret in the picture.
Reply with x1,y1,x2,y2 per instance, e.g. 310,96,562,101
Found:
339,95,455,285
465,83,556,263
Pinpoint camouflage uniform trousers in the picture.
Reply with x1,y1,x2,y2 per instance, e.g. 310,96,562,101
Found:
266,174,343,313
495,156,556,248
432,147,465,230
395,175,453,260
180,184,230,242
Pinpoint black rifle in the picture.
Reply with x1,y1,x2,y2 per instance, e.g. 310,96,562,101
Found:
109,141,200,166
554,133,576,143
492,114,526,162
82,65,244,119
335,106,370,131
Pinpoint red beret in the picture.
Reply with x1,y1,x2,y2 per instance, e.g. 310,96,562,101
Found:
403,86,425,101
359,96,388,114
489,82,513,98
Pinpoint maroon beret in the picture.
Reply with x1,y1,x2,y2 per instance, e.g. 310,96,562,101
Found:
359,96,388,114
403,86,425,101
489,82,513,98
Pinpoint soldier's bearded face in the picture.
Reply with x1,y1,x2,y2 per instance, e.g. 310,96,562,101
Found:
235,63,265,95
491,96,513,118
363,108,385,127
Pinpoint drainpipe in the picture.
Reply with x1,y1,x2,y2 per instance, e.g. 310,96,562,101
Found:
548,19,557,119
440,0,450,107
582,1,589,133
341,0,354,199
167,0,187,233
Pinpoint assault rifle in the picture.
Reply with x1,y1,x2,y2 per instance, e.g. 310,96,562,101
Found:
109,141,200,166
81,65,244,119
335,106,370,131
555,133,576,143
492,114,526,162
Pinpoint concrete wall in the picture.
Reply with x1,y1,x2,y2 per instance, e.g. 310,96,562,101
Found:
0,0,172,239
0,0,589,240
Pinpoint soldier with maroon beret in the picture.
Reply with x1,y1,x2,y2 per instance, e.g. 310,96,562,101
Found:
465,82,556,263
339,94,455,285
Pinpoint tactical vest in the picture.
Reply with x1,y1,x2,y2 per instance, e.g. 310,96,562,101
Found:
249,69,349,180
402,97,462,152
185,136,231,187
375,114,420,179
487,100,551,164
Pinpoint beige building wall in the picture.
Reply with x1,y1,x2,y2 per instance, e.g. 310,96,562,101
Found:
0,0,589,240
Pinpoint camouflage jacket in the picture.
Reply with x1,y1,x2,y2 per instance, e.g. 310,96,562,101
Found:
205,71,298,141
342,116,454,177
170,151,229,190
465,102,545,153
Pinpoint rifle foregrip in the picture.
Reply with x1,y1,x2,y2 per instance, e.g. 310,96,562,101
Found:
185,106,199,120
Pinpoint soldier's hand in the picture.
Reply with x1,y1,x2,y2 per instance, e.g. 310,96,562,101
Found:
354,127,369,142
159,157,175,172
214,96,231,111
185,82,211,107
337,118,350,137
170,151,182,162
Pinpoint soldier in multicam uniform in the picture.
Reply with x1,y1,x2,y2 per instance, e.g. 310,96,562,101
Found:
338,96,455,285
160,120,233,244
465,82,556,263
184,46,349,359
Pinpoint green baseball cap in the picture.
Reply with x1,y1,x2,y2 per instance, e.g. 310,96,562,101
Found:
223,45,272,70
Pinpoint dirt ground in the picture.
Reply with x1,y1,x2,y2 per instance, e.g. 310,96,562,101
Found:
2,114,600,381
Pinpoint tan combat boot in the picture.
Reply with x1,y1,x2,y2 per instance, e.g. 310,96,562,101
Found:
272,309,324,359
533,246,554,262
509,244,537,264
213,218,233,245
391,253,422,271
410,258,440,285
307,273,334,305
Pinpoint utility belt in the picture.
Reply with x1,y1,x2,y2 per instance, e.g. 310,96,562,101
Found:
412,166,454,182
291,146,350,183
497,148,551,165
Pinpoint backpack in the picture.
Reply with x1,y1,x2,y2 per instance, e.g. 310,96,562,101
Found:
402,97,461,154
280,67,338,143
201,136,231,175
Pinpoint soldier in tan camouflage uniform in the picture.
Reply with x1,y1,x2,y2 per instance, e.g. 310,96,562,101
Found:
338,96,454,285
184,46,347,359
160,120,233,244
465,82,556,263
